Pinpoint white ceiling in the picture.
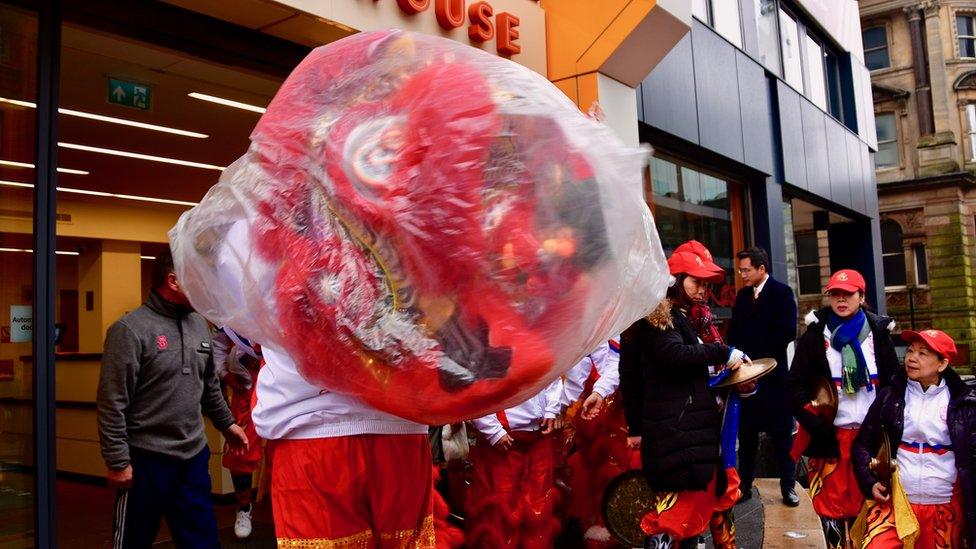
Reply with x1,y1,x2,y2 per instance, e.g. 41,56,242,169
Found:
0,23,288,204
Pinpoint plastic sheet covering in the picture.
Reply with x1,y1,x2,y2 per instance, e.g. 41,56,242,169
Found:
170,30,668,424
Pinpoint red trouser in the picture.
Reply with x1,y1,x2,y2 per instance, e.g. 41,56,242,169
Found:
566,394,634,527
639,467,740,542
221,380,262,474
807,427,864,519
862,491,964,549
465,432,561,549
270,434,435,548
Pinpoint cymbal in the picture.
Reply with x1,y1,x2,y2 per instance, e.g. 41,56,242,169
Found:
810,376,839,423
602,469,656,548
711,358,777,388
870,435,894,488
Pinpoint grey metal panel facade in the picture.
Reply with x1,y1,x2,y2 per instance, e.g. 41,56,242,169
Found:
637,21,884,310
777,81,807,189
801,100,831,200
693,21,745,163
826,119,852,209
847,131,867,214
641,34,699,145
862,148,879,216
736,51,774,175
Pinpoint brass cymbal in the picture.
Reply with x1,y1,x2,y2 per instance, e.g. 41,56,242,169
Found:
870,436,894,488
711,358,777,388
810,376,839,423
603,469,656,548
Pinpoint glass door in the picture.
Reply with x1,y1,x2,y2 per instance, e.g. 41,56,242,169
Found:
0,3,40,546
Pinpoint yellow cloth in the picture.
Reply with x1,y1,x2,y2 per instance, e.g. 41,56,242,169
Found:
851,470,919,549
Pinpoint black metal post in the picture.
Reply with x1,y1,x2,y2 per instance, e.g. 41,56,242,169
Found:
33,0,61,546
908,285,917,331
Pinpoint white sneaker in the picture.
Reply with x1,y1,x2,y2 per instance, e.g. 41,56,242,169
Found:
234,507,253,539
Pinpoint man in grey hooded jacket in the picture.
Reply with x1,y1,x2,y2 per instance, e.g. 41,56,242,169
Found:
97,249,247,548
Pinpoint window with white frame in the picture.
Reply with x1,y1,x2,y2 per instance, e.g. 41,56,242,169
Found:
862,26,890,70
805,34,828,111
966,104,976,160
779,7,803,92
959,15,976,58
881,220,907,287
875,113,899,169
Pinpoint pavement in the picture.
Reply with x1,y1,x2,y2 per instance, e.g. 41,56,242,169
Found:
753,478,826,549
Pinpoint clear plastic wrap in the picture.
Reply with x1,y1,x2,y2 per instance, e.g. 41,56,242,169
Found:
169,29,669,424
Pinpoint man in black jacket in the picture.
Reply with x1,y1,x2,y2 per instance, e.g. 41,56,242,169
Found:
727,247,799,506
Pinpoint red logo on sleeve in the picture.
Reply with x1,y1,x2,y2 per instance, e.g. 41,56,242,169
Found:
156,335,168,350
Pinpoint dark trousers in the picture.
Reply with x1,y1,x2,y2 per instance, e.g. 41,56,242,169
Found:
738,423,796,492
111,446,220,549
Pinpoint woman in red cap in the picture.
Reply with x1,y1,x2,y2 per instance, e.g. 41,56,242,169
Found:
787,269,900,548
851,329,976,549
620,244,755,549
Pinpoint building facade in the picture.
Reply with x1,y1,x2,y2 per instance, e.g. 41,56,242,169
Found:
638,0,884,327
861,0,976,371
1,0,696,544
0,0,895,544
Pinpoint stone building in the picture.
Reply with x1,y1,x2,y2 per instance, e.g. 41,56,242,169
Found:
861,0,976,371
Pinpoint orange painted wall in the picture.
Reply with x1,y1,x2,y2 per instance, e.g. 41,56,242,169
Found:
541,0,657,107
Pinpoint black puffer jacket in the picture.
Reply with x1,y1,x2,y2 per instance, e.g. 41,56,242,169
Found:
786,307,899,458
851,368,976,549
620,301,731,492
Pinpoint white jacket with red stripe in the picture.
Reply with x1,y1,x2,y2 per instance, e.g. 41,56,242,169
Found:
562,336,621,407
252,346,428,440
470,378,564,446
898,378,956,504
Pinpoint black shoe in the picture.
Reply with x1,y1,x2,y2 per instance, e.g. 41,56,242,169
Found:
782,486,800,507
737,487,752,504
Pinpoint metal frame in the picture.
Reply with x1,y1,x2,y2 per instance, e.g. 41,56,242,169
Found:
32,0,61,546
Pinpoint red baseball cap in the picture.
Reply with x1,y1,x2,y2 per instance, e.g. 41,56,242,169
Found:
668,250,722,281
901,329,957,361
673,240,725,282
824,269,866,294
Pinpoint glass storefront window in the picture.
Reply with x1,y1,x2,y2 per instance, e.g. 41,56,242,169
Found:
650,156,737,318
0,4,39,546
47,19,285,545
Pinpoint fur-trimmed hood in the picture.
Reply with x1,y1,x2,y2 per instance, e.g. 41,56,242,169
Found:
645,299,674,330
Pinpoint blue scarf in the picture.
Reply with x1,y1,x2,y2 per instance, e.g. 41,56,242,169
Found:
826,309,872,394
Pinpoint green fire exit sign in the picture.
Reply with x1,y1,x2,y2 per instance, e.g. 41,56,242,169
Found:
108,77,151,111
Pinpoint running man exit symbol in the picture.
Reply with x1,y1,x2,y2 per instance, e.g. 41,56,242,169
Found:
108,77,152,111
